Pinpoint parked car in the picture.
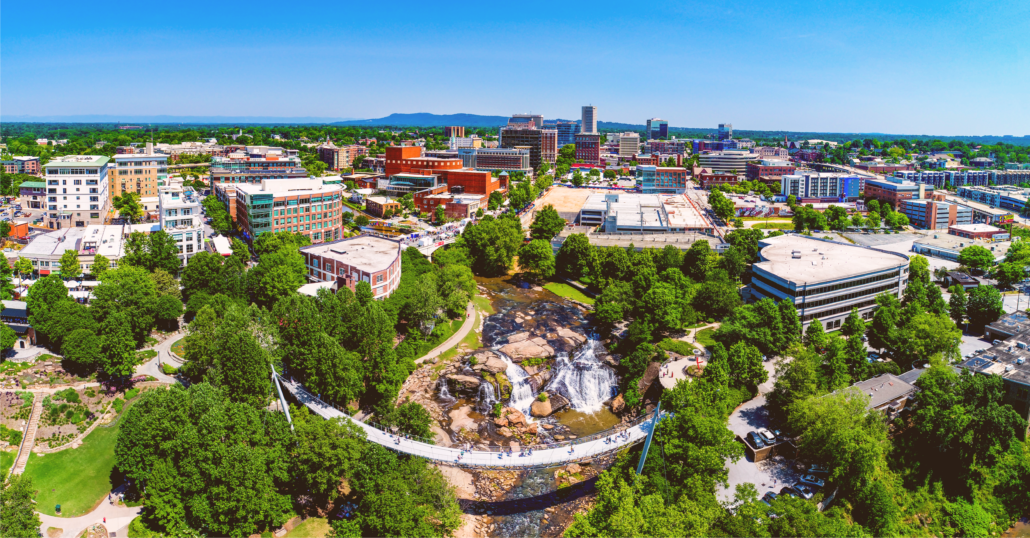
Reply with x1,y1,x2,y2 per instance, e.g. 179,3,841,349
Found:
799,475,826,488
807,464,830,475
779,487,797,498
761,491,778,505
772,429,784,442
757,428,776,444
746,431,766,449
791,483,816,499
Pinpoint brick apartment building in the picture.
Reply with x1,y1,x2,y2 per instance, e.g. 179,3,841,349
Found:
900,199,971,230
949,223,1006,240
365,196,402,218
318,142,368,171
746,161,797,182
499,128,557,170
575,133,601,164
2,156,41,175
693,167,737,189
300,236,403,300
384,146,462,177
864,177,934,208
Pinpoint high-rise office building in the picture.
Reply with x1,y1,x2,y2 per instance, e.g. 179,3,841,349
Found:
499,128,557,169
581,106,597,134
555,121,581,147
646,118,669,140
508,114,544,129
718,123,733,140
444,126,465,138
618,133,640,159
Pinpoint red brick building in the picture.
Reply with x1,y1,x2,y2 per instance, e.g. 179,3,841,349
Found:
317,143,368,170
855,163,914,174
384,146,462,177
746,162,797,181
300,236,403,300
693,167,738,189
949,223,1006,240
574,133,601,164
634,153,659,166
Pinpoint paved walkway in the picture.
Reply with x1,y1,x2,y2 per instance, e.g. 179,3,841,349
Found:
659,356,706,390
279,376,657,470
38,492,142,538
678,322,720,349
136,334,181,383
415,302,477,365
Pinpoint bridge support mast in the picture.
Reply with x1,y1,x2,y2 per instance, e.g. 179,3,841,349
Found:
636,402,661,475
271,365,294,431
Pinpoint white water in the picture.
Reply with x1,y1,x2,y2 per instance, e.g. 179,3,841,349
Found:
498,352,537,419
438,378,456,403
477,381,497,412
545,338,617,412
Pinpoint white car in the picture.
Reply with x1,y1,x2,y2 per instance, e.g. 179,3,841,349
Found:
799,474,825,487
757,428,776,443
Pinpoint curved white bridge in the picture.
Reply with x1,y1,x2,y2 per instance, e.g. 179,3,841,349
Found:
277,376,659,470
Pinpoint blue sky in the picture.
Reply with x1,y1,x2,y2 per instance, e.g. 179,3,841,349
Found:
2,0,1028,135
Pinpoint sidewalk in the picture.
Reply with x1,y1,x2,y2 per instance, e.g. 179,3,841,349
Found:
37,491,142,538
415,302,476,365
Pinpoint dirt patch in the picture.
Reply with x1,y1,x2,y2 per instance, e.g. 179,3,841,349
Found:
532,187,595,222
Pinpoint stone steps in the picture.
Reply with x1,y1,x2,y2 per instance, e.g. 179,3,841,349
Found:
12,392,42,475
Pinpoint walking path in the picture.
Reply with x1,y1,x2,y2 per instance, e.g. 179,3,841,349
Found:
679,322,720,349
415,302,477,365
10,392,42,475
278,375,658,470
37,491,142,538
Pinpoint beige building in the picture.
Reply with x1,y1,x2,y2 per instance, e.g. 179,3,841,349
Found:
108,143,169,213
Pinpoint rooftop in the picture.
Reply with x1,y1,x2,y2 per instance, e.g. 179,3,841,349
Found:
913,234,1012,258
754,234,908,284
21,225,127,259
959,329,1030,389
950,223,1003,233
851,373,919,409
44,155,110,167
235,178,343,197
301,236,402,274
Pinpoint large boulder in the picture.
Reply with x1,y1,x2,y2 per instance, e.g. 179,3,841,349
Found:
557,328,587,346
636,362,662,395
526,369,553,392
499,337,554,361
503,407,527,427
446,374,481,395
531,398,553,417
549,393,571,413
483,357,508,374
610,394,626,413
448,406,476,433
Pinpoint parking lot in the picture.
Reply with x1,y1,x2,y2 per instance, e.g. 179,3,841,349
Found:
718,393,804,502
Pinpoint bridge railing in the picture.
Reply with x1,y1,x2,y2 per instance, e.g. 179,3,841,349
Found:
280,373,659,454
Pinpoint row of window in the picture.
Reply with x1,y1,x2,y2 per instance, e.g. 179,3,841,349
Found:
801,299,878,322
753,270,901,299
799,283,899,310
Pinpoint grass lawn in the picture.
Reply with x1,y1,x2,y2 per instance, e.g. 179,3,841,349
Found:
437,310,481,366
472,295,495,315
22,416,122,516
0,450,15,477
170,338,186,356
543,282,595,305
695,328,718,348
752,222,794,230
283,518,331,538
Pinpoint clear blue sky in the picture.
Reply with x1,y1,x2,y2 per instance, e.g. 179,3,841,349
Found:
2,0,1028,135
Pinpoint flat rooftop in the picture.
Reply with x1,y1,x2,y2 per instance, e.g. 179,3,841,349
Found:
44,155,110,167
662,195,709,229
943,195,1013,216
950,223,1003,233
913,235,1011,258
21,225,127,258
754,234,908,284
851,374,919,409
235,178,342,196
301,236,401,274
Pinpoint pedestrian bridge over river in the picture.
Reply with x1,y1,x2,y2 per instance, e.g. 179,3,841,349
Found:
277,375,661,471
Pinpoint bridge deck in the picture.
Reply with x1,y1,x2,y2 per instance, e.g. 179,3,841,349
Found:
279,376,652,469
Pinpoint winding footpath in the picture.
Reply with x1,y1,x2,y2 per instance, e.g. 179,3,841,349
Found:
415,302,477,365
37,494,142,538
279,376,658,470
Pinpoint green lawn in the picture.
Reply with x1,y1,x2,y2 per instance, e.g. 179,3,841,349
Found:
438,310,481,364
472,295,495,315
752,222,794,230
22,417,122,516
170,338,185,357
283,518,331,538
543,282,595,305
695,328,718,348
0,450,15,477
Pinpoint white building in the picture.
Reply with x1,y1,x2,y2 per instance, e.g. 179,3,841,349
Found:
42,155,111,229
618,133,640,159
698,150,753,175
158,186,204,265
20,224,128,277
581,106,597,134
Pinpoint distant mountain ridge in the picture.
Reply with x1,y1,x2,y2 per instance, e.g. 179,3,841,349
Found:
335,113,509,127
2,114,356,124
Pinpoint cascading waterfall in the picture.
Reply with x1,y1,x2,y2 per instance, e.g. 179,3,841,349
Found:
545,338,617,412
476,381,497,412
497,352,537,419
437,378,456,403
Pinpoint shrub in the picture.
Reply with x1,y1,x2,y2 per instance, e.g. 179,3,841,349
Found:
161,363,178,375
112,397,125,414
491,402,503,417
537,392,548,402
125,388,140,400
657,338,695,356
54,388,81,403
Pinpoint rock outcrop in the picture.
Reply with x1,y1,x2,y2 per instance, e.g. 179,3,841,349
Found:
483,357,508,374
530,398,553,417
636,361,662,395
610,393,626,413
449,406,476,433
499,337,554,361
447,374,481,395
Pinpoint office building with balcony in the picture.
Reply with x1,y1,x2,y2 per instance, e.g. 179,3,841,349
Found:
899,199,972,230
457,148,531,172
751,234,909,330
755,146,789,158
780,173,861,202
317,142,368,171
637,166,688,194
158,186,203,265
300,236,403,300
698,150,754,175
233,178,344,245
1,156,41,175
718,123,733,140
646,118,669,140
575,133,602,164
209,153,307,186
43,155,110,229
109,148,168,210
499,128,557,169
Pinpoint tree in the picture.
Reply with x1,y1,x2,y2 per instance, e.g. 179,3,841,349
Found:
0,258,12,302
0,322,16,352
461,215,523,277
91,253,111,279
841,308,865,338
26,274,73,346
803,319,826,350
966,285,1004,330
708,189,735,221
719,246,747,281
529,205,565,241
113,192,144,222
404,273,442,334
91,266,159,344
0,473,43,538
957,245,995,272
147,231,183,274
727,342,768,390
994,261,1025,289
13,257,32,286
354,214,370,227
155,294,184,330
387,401,434,440
487,190,504,210
894,312,962,369
508,180,537,210
100,312,138,377
62,328,102,372
682,240,715,281
248,247,306,308
536,173,555,191
291,411,366,505
59,249,82,279
518,239,555,281
434,204,446,224
948,284,967,327
555,233,591,279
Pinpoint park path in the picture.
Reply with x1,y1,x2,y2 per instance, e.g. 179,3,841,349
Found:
678,322,721,351
37,491,142,538
414,302,477,365
10,392,42,475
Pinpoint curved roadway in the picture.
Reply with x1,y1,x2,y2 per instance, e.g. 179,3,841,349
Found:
278,376,656,470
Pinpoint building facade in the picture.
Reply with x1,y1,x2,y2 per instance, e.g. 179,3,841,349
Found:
864,177,935,207
108,152,169,207
43,155,111,229
317,143,368,171
209,154,307,185
499,128,557,170
751,234,909,330
646,118,669,140
575,133,601,164
780,173,860,202
457,148,531,172
899,199,972,230
697,150,753,175
300,236,403,300
443,126,465,138
1,156,41,175
234,178,344,244
949,223,1007,240
555,121,581,147
718,123,733,140
746,161,797,181
618,133,640,159
637,166,688,194
581,106,597,134
157,186,204,266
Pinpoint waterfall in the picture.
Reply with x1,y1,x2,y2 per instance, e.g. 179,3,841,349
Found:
477,381,497,412
437,378,456,403
545,338,617,412
497,352,536,419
